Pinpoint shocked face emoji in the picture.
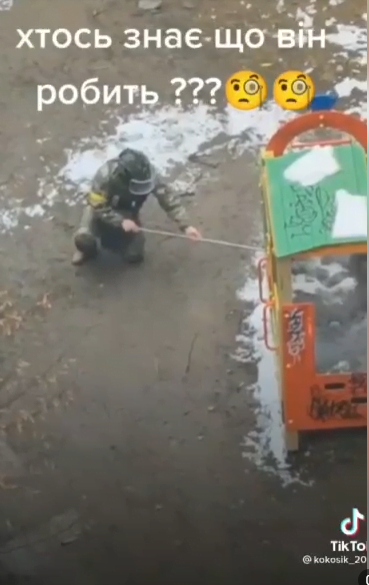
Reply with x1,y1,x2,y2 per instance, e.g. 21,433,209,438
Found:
273,71,315,111
225,71,267,111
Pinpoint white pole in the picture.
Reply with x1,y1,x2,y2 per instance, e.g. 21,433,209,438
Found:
139,227,262,252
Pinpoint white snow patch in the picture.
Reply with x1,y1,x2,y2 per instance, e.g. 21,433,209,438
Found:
236,266,312,487
0,102,291,233
0,6,366,234
293,259,367,373
327,24,367,56
332,189,367,239
0,0,13,9
283,146,340,186
236,251,366,484
293,272,356,297
24,204,45,218
335,78,367,98
276,0,284,13
54,103,291,197
0,210,19,231
296,8,314,27
0,203,45,231
325,18,336,26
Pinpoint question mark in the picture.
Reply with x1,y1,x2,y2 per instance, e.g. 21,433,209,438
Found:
171,77,187,105
188,77,205,104
205,78,222,105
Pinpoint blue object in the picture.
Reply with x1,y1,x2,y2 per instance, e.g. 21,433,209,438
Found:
309,92,338,111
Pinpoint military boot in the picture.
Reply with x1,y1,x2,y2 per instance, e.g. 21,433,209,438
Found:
72,234,98,265
72,207,99,265
124,231,145,264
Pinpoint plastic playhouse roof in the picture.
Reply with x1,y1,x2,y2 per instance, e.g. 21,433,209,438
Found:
264,142,367,258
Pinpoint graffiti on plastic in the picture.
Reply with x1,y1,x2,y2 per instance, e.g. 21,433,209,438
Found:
308,384,364,422
348,373,367,395
284,185,335,239
286,308,305,362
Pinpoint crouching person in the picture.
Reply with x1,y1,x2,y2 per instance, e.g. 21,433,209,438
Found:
73,148,202,266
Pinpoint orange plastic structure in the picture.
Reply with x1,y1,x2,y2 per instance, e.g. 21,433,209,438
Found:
259,111,367,451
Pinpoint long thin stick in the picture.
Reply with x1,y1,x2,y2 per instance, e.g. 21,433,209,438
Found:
139,227,262,252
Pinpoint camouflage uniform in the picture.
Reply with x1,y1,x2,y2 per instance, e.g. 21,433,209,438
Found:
74,157,191,264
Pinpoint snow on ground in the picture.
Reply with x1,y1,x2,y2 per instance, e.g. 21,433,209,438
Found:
0,0,13,9
55,103,289,197
0,0,366,487
0,5,367,232
0,102,291,233
0,11,366,232
235,9,367,485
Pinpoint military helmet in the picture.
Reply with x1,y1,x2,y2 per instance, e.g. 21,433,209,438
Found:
117,148,156,196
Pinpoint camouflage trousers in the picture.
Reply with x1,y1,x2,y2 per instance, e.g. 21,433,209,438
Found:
74,206,145,262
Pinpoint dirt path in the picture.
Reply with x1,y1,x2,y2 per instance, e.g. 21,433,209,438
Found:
0,1,367,583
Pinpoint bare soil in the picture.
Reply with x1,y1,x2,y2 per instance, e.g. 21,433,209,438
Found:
0,1,366,584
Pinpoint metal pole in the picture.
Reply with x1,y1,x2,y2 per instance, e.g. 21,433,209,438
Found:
139,227,262,252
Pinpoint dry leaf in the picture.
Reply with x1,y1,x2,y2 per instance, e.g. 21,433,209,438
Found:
0,476,17,489
37,293,52,309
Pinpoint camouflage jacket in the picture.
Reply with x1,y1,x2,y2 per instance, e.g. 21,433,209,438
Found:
86,158,191,232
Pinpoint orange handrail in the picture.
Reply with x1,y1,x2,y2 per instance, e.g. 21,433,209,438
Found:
257,257,269,303
266,111,367,156
262,303,277,351
292,138,352,149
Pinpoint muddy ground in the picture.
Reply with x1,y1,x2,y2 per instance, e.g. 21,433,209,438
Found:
0,0,367,584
